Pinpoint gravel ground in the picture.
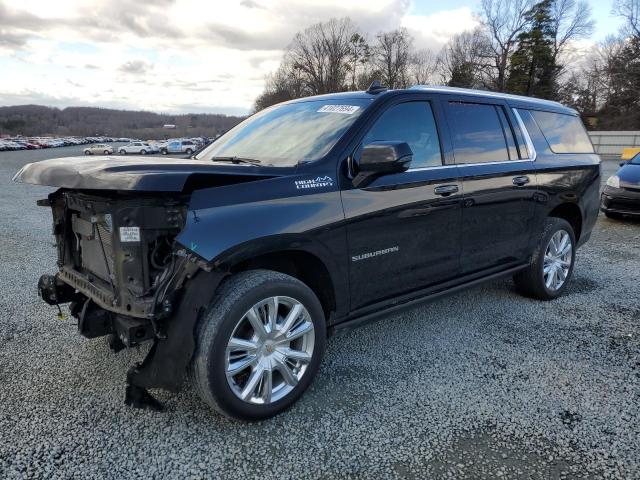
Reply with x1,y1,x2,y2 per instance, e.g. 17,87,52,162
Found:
0,147,638,479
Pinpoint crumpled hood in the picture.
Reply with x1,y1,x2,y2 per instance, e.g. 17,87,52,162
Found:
12,156,276,192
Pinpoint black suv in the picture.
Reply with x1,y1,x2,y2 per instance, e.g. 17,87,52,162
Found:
14,86,600,420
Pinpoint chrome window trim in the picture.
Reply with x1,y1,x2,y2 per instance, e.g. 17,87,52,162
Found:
512,108,537,161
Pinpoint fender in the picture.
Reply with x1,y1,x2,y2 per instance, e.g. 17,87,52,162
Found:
175,173,349,313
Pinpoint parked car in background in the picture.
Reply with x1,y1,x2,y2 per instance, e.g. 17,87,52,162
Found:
160,139,197,155
601,152,640,218
118,142,156,155
15,85,600,420
15,140,40,150
83,144,114,155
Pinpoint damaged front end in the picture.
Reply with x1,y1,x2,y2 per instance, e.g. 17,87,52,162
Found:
38,189,223,410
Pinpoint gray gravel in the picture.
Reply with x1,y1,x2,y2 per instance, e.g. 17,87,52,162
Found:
1,147,638,479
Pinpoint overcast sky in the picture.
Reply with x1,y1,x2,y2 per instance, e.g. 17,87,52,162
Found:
0,0,625,115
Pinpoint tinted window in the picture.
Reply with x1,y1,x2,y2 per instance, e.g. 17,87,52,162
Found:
362,101,442,169
631,153,640,165
448,102,513,163
529,110,593,154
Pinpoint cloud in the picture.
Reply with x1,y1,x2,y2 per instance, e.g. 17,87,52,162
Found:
118,60,152,75
0,0,490,114
240,0,265,8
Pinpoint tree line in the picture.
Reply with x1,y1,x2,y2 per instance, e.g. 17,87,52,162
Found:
254,0,640,130
0,105,243,138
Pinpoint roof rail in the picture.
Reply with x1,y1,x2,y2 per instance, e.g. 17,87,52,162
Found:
409,85,566,108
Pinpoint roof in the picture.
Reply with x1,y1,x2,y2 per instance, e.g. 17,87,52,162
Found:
409,85,576,114
286,85,577,115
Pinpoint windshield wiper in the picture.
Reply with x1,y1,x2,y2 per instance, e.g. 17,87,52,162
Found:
210,156,261,165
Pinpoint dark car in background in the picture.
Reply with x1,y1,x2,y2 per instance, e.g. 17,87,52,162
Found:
13,85,600,420
601,152,640,218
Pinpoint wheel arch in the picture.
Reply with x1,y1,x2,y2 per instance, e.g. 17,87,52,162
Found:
548,202,583,242
226,248,339,323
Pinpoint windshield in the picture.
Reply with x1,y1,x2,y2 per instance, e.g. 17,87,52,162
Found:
631,153,640,165
195,99,372,166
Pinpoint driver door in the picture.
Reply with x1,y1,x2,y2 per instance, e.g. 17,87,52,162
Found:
341,98,463,311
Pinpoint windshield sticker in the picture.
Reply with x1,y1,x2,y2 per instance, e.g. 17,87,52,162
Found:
317,105,360,114
295,176,334,190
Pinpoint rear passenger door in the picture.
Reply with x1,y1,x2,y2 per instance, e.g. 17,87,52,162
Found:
443,98,538,274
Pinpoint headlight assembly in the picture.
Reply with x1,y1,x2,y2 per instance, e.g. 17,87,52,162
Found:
606,175,620,189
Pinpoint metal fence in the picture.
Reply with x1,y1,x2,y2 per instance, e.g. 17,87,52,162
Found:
588,131,640,159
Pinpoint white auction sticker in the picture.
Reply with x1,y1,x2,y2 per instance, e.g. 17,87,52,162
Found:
317,105,360,114
119,226,140,242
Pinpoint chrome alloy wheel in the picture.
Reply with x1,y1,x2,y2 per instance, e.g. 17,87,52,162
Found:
225,296,315,405
543,229,572,291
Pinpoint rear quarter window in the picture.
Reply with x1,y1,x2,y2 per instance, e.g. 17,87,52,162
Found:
528,110,593,154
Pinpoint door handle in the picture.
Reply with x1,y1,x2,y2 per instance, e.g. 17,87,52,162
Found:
434,184,459,196
512,175,530,186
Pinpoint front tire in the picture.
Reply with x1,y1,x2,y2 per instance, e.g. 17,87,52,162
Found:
140,149,147,155
84,150,91,155
190,270,326,420
513,217,576,300
185,148,193,155
161,148,168,155
119,149,126,155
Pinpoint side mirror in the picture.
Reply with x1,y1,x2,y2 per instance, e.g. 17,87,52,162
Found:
620,161,627,167
353,141,413,187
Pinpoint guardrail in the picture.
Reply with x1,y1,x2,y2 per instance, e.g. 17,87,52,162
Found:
589,131,640,159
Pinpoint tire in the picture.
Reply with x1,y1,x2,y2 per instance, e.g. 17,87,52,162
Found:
104,150,110,155
190,270,326,420
605,211,623,220
185,148,193,155
84,150,91,155
513,217,576,300
119,150,126,155
140,149,147,155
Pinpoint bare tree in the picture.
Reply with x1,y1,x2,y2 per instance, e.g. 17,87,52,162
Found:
288,18,356,95
549,0,594,61
346,33,371,90
613,0,640,37
408,48,436,85
480,0,535,91
438,29,492,88
373,28,413,88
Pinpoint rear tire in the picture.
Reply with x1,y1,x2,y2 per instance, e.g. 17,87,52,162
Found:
103,150,110,155
513,217,576,300
190,270,326,420
119,150,126,155
140,149,147,155
161,148,168,155
185,148,193,155
84,150,91,155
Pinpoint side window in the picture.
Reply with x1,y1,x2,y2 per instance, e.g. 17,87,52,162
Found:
448,102,518,164
362,101,442,169
528,110,594,154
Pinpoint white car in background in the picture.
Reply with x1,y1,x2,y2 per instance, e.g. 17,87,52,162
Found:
118,142,155,155
83,144,114,155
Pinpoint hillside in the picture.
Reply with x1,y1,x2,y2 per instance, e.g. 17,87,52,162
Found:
0,105,245,138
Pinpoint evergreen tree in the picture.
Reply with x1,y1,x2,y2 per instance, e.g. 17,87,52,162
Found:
506,0,561,99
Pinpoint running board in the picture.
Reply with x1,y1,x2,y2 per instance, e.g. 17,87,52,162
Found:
330,264,527,336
